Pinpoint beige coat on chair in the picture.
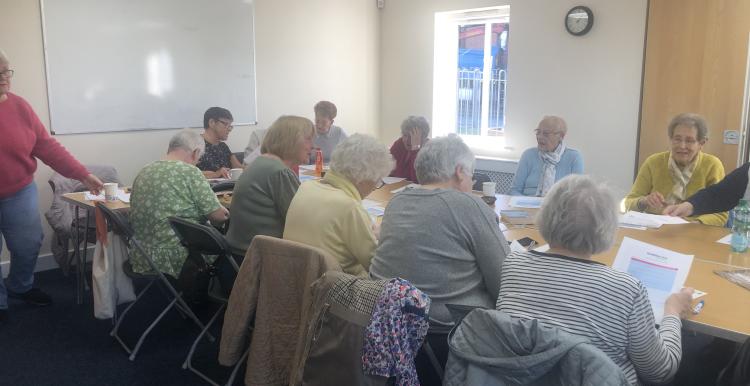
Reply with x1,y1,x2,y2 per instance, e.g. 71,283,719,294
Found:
218,235,341,386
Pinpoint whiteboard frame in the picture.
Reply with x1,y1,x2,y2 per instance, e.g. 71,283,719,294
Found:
38,0,259,135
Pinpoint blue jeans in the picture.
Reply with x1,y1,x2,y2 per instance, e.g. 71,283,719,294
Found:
0,182,44,309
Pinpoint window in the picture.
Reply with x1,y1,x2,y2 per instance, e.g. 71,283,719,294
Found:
433,7,510,150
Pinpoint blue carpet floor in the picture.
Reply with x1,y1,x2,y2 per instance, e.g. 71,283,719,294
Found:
0,268,241,386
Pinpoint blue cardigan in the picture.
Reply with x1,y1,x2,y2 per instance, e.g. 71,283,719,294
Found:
510,147,584,196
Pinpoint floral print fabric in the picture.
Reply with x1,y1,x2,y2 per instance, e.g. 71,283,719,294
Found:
362,278,431,386
129,160,221,277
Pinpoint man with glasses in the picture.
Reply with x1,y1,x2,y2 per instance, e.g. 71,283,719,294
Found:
0,50,103,325
197,106,244,179
509,115,584,196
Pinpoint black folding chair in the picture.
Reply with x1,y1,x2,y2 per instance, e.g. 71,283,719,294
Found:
168,216,244,386
96,203,212,361
211,181,235,193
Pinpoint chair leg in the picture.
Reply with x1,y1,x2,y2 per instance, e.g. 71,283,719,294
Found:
182,304,226,386
225,348,249,386
129,296,180,361
422,341,444,381
110,278,157,354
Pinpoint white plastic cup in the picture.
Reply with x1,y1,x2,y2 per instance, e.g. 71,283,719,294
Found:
230,168,243,180
104,182,118,201
482,181,496,197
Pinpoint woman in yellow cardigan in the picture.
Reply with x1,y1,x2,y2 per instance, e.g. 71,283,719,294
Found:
624,113,727,226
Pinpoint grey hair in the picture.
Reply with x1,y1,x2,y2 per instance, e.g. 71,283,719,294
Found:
0,49,8,64
536,175,618,256
667,113,708,141
330,134,394,185
538,115,568,134
400,115,431,137
168,129,205,158
415,134,475,184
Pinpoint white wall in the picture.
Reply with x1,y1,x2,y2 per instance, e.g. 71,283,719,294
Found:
380,0,647,195
0,0,380,262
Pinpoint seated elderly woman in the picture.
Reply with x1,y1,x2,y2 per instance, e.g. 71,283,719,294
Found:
389,115,431,182
284,134,394,277
510,116,583,196
496,175,693,385
370,134,509,326
196,106,244,179
624,113,726,226
129,129,229,278
226,116,314,256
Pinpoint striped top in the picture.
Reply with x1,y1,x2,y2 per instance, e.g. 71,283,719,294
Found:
496,250,682,385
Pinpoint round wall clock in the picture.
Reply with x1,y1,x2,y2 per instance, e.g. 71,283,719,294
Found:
565,6,594,36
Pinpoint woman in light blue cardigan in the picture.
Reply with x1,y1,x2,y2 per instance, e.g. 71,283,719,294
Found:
510,116,584,196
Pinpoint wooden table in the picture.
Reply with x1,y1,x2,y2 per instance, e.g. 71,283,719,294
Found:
64,183,750,342
504,224,750,342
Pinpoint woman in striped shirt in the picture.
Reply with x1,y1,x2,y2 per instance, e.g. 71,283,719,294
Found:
496,175,694,385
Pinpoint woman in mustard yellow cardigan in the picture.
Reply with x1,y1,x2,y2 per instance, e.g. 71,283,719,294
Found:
623,113,727,226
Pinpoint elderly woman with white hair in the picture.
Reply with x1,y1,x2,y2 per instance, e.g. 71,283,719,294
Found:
389,115,431,182
496,175,694,385
129,129,229,278
284,134,394,276
371,134,509,325
510,115,583,196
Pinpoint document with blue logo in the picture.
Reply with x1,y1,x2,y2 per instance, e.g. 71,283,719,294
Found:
612,237,694,322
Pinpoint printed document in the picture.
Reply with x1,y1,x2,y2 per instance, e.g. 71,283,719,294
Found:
612,237,694,322
508,196,543,209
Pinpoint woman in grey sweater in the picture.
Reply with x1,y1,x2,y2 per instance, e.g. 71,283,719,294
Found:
370,134,509,326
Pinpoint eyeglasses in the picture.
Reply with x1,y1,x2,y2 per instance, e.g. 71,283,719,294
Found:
375,179,386,189
534,129,560,138
670,137,698,146
216,119,233,130
0,69,14,79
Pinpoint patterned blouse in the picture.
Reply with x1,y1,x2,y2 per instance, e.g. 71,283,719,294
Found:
129,160,222,277
196,140,233,172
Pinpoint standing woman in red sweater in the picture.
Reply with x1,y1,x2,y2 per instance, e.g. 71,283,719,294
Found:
0,50,103,324
389,116,431,183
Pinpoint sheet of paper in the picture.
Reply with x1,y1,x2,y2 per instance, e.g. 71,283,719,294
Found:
382,176,405,184
391,183,421,194
508,196,543,209
533,244,550,252
612,237,694,322
361,199,385,217
716,234,732,245
86,189,129,202
116,191,131,203
692,289,707,300
85,192,105,201
623,211,689,226
299,174,320,182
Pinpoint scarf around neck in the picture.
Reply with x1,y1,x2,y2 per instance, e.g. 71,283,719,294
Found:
667,151,699,203
536,141,566,196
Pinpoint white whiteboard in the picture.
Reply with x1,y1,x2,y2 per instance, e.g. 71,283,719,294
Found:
40,0,257,134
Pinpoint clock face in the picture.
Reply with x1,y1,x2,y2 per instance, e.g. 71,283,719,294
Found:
566,6,593,36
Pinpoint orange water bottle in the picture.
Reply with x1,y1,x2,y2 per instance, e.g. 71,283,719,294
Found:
315,148,323,176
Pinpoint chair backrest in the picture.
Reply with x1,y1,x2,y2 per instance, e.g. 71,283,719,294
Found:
717,337,750,385
96,203,134,239
211,181,236,193
472,172,491,191
168,216,230,256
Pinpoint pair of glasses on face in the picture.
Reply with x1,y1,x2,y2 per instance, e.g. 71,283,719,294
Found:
534,129,559,138
671,137,698,146
216,119,233,130
0,69,14,79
